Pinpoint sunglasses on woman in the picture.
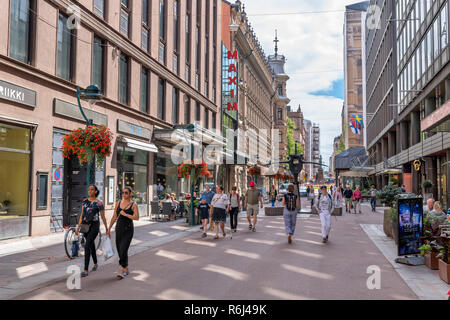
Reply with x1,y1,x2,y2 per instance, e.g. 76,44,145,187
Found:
122,191,130,195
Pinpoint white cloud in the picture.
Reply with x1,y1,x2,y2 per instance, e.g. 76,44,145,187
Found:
242,0,362,164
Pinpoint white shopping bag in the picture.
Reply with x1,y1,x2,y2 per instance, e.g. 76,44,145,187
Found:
101,236,115,261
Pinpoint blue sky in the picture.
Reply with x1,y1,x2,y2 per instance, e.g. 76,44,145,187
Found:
310,79,345,100
243,0,360,165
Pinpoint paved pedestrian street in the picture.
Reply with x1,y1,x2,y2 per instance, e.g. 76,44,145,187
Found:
7,201,422,300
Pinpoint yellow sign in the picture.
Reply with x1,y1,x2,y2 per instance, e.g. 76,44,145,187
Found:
413,160,421,171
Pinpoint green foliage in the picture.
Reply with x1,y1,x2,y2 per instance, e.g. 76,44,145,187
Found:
422,179,433,190
336,140,346,155
377,185,402,208
419,244,432,256
388,177,398,185
286,117,304,159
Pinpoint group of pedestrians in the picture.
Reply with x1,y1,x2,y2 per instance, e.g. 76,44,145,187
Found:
196,181,264,239
75,185,139,280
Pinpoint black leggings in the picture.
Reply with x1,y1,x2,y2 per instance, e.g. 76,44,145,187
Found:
84,221,99,271
229,207,239,230
116,222,134,268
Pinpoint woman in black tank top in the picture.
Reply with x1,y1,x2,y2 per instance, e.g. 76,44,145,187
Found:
108,187,139,279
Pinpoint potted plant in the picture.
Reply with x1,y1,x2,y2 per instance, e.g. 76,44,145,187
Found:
377,185,401,237
434,235,450,284
248,166,261,177
422,179,433,199
419,242,440,270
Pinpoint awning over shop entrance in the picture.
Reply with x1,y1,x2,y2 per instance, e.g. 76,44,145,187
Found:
121,137,158,153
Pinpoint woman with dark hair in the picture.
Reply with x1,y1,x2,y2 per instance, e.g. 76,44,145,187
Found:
75,185,108,277
108,186,139,279
282,184,298,244
210,185,230,239
228,186,241,232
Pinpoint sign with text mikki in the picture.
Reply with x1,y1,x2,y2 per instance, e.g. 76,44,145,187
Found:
0,80,36,108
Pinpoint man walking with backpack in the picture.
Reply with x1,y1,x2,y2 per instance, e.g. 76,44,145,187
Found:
313,186,334,243
282,184,298,244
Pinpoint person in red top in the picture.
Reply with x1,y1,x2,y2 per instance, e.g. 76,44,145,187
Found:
352,186,362,214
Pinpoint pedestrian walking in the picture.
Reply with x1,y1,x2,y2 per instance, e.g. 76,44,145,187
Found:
369,185,377,212
108,187,139,279
210,186,230,239
75,185,108,277
343,185,353,213
306,185,311,201
196,196,210,238
228,187,241,232
200,185,215,230
269,185,278,207
310,185,315,207
352,186,362,214
313,186,334,243
244,181,263,232
333,187,343,209
282,184,298,244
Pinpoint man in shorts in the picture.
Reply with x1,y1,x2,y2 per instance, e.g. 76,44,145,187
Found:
343,185,353,213
245,181,263,232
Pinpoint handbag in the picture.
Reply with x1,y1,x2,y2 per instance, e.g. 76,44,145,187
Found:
71,239,79,257
101,236,115,261
80,223,90,234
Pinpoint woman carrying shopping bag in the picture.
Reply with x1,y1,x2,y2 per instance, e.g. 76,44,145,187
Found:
108,187,139,279
75,185,109,277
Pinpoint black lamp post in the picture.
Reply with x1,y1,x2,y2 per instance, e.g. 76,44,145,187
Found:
76,85,103,186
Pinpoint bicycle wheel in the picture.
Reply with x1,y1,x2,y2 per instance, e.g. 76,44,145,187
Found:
64,227,77,259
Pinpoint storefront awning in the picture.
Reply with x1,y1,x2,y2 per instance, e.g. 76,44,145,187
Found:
121,137,158,153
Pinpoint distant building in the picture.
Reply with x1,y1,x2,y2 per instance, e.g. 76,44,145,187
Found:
303,119,312,180
343,1,369,149
312,123,321,179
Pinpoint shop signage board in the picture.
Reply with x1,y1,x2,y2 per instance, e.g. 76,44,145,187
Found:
397,197,423,256
0,79,36,108
117,119,152,140
53,99,108,126
222,44,238,119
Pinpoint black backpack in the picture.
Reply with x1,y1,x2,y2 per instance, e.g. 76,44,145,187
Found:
285,193,297,211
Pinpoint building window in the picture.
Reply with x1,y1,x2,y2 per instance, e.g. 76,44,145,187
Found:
173,1,179,52
92,36,105,93
185,64,190,83
172,88,179,125
57,13,74,81
186,2,191,63
441,7,448,51
142,0,150,52
119,53,129,105
204,108,209,128
196,102,201,122
205,81,208,97
158,78,165,120
277,109,283,120
159,0,166,63
185,96,190,123
36,172,48,210
195,73,199,90
212,112,216,129
159,43,165,63
140,68,149,113
94,0,105,19
173,55,178,74
196,25,200,72
120,0,130,37
279,132,283,144
9,0,33,64
277,85,283,95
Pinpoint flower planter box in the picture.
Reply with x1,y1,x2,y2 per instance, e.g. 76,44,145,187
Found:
391,220,399,245
439,259,450,284
264,207,284,216
383,209,393,238
425,252,440,270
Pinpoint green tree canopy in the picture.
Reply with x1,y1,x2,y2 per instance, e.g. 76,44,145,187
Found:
286,117,304,160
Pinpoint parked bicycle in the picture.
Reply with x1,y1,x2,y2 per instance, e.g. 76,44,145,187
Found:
64,226,102,260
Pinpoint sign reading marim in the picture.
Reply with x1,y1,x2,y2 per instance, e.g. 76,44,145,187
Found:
0,80,36,108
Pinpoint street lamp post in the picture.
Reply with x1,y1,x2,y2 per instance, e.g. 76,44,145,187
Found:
76,85,103,187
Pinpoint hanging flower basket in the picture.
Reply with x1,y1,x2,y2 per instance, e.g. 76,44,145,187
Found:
62,125,113,166
248,166,261,176
177,161,209,180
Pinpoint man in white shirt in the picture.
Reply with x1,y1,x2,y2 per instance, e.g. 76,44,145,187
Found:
313,186,334,243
